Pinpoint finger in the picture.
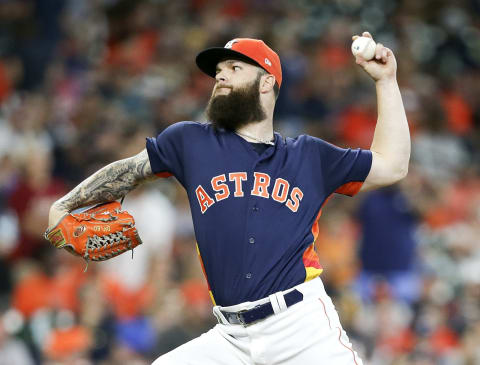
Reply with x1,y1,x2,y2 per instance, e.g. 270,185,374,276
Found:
355,55,368,67
362,31,372,38
381,48,388,62
352,35,359,40
375,43,384,61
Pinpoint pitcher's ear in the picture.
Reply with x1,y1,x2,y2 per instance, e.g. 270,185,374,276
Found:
260,74,275,94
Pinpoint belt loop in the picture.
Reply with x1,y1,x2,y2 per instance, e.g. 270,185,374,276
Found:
275,292,288,311
213,306,228,324
268,294,281,315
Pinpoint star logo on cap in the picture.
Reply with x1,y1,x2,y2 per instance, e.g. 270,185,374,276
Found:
224,39,238,49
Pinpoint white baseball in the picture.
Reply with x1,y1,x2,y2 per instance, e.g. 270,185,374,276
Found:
351,36,376,60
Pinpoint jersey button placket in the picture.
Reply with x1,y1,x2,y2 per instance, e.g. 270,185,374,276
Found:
244,159,263,281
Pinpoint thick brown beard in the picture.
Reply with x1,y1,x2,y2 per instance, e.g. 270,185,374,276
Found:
206,75,267,131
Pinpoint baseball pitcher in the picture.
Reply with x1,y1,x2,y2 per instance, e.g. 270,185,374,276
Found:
47,32,410,364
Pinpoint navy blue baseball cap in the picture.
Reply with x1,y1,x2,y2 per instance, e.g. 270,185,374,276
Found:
196,38,282,87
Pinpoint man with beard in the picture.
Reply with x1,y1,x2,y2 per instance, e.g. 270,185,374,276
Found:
47,34,410,364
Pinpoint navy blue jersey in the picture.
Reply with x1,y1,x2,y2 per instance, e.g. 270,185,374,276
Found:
146,122,372,306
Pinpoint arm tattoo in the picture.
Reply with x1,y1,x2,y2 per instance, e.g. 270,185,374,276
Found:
55,149,155,212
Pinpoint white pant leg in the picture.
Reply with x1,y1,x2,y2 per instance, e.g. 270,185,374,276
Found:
153,278,363,365
246,278,364,365
152,325,251,365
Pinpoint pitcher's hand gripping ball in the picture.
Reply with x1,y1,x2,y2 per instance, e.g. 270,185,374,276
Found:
45,201,142,262
351,36,376,60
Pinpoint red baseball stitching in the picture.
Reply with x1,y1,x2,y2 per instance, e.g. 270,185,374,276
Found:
337,327,359,365
318,298,332,329
318,298,360,365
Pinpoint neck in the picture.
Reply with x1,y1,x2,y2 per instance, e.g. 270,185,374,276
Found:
235,102,274,143
236,119,274,143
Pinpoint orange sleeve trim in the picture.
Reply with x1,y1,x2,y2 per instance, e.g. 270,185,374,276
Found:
155,172,173,178
335,181,363,196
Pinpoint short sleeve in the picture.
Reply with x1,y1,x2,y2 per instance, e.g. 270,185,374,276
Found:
146,122,186,182
307,136,372,196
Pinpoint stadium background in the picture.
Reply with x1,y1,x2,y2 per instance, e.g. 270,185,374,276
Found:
0,0,479,364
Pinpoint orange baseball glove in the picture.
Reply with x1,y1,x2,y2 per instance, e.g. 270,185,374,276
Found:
45,201,142,263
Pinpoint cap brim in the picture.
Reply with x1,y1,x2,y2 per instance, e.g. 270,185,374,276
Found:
195,47,261,78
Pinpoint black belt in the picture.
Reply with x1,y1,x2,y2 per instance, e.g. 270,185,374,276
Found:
220,289,303,326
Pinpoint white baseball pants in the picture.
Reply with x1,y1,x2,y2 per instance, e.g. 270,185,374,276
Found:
152,277,363,365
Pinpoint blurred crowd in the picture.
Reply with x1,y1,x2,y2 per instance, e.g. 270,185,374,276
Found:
0,0,479,364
